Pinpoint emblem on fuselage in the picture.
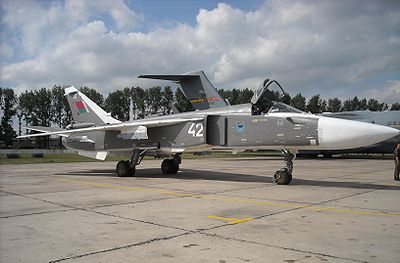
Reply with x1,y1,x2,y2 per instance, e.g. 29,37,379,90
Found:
235,121,246,134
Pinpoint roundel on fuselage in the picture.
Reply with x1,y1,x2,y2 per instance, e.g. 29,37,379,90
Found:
235,121,246,134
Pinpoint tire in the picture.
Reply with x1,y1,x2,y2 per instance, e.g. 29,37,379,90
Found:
274,169,292,185
161,159,179,174
128,165,136,177
116,160,135,177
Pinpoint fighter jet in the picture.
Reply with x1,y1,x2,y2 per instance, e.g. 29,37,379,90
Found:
18,71,399,185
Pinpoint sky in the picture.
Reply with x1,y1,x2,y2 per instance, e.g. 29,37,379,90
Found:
0,0,399,103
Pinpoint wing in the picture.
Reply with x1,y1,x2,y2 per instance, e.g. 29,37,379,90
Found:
17,116,204,139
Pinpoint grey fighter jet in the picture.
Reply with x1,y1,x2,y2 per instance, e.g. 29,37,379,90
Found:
18,72,399,185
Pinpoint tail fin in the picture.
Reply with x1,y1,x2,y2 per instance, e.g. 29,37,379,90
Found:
139,70,228,110
64,86,120,126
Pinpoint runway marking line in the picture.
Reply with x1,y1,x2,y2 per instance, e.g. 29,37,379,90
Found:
57,178,400,218
385,184,400,187
208,215,254,225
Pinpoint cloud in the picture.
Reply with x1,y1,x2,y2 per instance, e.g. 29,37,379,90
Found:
1,0,399,102
0,42,13,59
65,0,143,30
365,80,400,105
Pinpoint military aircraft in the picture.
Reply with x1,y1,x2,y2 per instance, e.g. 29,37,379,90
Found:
18,71,399,185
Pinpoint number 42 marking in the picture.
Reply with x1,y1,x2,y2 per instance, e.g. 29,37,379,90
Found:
188,123,204,137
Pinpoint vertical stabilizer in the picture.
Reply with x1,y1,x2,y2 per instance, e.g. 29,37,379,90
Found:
179,70,227,110
64,86,120,126
138,70,228,110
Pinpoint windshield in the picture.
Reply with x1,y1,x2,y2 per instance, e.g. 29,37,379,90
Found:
268,102,303,113
251,79,296,115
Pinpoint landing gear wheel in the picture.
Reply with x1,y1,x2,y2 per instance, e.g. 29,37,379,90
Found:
161,159,179,174
116,160,135,177
274,168,292,185
273,149,296,185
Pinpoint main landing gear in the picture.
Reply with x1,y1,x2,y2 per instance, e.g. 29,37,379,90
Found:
116,151,182,177
116,149,146,177
273,149,295,185
161,154,181,174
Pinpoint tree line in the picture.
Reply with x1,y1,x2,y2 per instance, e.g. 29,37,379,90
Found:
0,86,399,146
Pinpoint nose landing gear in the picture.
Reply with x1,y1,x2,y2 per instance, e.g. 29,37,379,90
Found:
274,149,295,185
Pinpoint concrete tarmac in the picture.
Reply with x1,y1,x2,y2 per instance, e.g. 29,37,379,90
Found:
0,157,399,262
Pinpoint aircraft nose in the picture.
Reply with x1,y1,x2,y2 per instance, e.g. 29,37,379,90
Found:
318,117,399,150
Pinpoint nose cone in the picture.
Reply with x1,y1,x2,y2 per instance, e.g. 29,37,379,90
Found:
318,117,399,150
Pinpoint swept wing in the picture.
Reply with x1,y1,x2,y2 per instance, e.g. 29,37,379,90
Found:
17,116,204,139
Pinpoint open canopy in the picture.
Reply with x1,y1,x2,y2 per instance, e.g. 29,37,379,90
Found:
251,79,302,114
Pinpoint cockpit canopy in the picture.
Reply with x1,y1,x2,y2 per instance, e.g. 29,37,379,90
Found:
251,79,302,115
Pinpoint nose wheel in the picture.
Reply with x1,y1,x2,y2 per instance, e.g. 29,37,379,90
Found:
274,150,295,185
274,168,292,185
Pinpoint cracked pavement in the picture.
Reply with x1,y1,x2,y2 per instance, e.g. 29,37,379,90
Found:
1,158,399,262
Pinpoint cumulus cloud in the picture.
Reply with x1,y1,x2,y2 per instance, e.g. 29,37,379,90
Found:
0,0,399,102
365,80,400,105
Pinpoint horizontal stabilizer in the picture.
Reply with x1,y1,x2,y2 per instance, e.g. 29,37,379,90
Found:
22,126,69,137
138,74,197,81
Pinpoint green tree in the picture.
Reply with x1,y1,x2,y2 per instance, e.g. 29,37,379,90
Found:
79,87,104,107
19,88,53,127
145,86,163,115
390,103,400,110
131,86,146,119
19,90,37,127
326,98,342,112
18,88,53,148
358,98,368,110
52,86,72,128
17,104,23,136
36,88,53,127
342,99,351,111
217,88,254,105
306,94,324,113
0,88,18,146
218,89,242,105
342,96,361,111
0,88,3,108
161,86,174,114
367,99,387,111
238,88,254,104
290,93,306,111
321,99,327,112
104,88,130,121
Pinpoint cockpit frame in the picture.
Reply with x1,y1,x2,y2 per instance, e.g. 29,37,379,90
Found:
251,79,302,115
